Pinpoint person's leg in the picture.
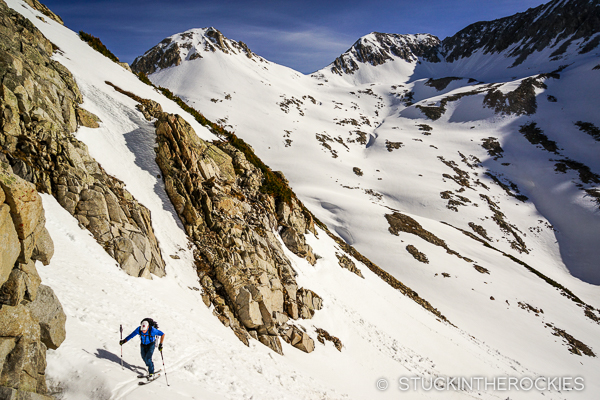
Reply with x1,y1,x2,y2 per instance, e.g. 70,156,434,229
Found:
145,343,155,374
140,344,155,374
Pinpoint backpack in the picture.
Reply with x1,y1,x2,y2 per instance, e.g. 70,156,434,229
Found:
140,318,159,343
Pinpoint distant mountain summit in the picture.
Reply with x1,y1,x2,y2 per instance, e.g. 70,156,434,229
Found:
438,0,600,66
326,32,440,75
132,27,266,75
317,0,600,81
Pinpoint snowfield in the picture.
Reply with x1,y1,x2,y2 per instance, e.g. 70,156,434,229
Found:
6,0,600,399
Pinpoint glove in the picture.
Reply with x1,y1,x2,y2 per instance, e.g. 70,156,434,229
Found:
119,339,126,346
158,344,163,352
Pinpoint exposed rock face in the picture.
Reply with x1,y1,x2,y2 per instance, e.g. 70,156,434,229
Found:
405,245,429,264
22,0,63,25
439,0,600,65
128,101,324,354
335,252,363,277
328,32,440,75
131,27,262,76
0,163,63,399
27,285,66,350
325,0,600,76
0,1,165,278
75,107,101,128
130,38,182,75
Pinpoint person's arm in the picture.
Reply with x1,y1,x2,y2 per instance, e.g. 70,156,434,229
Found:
123,327,140,343
156,329,165,351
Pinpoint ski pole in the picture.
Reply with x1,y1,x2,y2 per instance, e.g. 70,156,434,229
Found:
160,349,169,386
120,324,123,370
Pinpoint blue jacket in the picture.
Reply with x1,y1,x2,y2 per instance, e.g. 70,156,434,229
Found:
125,326,164,345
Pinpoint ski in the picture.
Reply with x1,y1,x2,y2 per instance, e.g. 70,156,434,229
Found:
138,373,161,385
137,369,162,379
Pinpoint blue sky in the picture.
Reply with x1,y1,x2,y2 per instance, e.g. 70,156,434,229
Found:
42,0,549,73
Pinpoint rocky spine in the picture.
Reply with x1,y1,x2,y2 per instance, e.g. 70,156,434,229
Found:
148,104,323,354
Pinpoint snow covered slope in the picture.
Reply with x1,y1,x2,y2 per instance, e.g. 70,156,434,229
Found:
6,0,600,399
130,0,600,398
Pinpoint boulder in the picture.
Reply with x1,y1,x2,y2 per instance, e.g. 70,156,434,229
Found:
77,188,109,218
0,260,41,307
31,227,53,266
0,204,20,287
286,302,299,320
76,107,101,128
118,62,132,72
0,168,44,242
235,287,263,328
305,245,317,266
296,288,323,319
27,285,66,350
290,326,315,353
0,337,16,370
113,237,151,278
0,338,45,393
258,334,283,355
0,304,39,341
272,311,289,326
280,227,307,257
0,269,26,306
256,284,284,315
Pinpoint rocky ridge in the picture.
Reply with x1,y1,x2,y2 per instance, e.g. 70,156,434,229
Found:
21,0,62,25
0,0,166,279
132,27,264,76
320,0,600,76
438,0,600,66
324,32,440,75
106,87,327,354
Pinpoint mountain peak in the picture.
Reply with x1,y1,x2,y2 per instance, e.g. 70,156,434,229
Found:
132,27,263,75
440,0,600,66
325,32,440,76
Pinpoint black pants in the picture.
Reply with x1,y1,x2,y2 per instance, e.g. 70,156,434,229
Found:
140,342,155,374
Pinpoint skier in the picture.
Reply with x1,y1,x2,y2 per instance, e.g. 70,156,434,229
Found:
120,318,165,379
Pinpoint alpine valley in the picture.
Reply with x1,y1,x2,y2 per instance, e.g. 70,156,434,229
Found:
1,0,600,399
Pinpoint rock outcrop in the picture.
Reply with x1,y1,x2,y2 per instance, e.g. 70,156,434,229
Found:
22,0,63,25
131,27,262,76
151,110,322,354
0,162,64,400
327,32,440,75
104,93,323,354
0,0,165,278
131,38,182,76
439,0,600,66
